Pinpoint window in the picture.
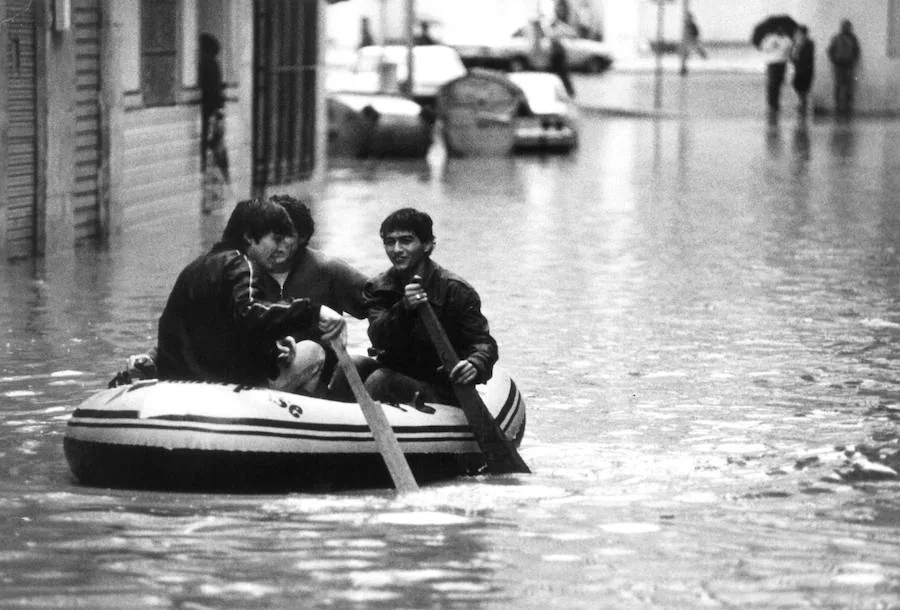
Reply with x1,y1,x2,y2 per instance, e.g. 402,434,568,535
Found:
141,0,177,106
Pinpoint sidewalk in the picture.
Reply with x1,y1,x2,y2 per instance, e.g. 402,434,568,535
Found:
613,44,765,75
575,44,769,119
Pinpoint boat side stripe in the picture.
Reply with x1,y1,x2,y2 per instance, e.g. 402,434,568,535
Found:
66,420,472,443
73,409,139,419
72,410,477,435
495,380,520,429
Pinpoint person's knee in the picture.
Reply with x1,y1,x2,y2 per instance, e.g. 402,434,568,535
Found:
351,355,380,382
271,340,326,393
363,367,390,400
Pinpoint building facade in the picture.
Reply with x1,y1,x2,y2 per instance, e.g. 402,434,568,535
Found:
0,0,331,260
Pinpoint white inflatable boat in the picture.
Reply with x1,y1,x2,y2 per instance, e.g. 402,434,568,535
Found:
64,367,526,491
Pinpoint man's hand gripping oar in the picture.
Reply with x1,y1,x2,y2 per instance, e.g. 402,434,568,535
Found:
409,276,530,475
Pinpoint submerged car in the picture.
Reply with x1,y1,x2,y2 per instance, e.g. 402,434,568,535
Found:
451,20,613,74
508,72,579,152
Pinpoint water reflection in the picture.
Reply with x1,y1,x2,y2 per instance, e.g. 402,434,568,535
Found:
829,121,857,159
2,118,900,607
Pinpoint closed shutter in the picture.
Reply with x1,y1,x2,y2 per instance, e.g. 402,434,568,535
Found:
73,0,103,242
6,0,38,259
252,0,318,195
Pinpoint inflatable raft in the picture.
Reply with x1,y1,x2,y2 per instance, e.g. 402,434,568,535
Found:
64,367,526,491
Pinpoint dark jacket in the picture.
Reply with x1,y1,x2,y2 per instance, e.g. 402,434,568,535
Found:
256,247,368,319
156,243,321,386
364,259,498,387
827,32,860,67
792,39,815,92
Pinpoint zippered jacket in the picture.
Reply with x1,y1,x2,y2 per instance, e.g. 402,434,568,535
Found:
364,259,498,388
255,247,368,319
156,243,321,386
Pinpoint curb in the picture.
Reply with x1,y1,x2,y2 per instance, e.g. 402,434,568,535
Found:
577,105,678,119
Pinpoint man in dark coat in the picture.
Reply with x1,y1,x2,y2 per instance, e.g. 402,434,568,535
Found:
827,19,861,116
363,208,498,406
155,198,345,391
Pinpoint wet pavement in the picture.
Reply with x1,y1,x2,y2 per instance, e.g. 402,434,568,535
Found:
575,46,786,119
2,69,900,607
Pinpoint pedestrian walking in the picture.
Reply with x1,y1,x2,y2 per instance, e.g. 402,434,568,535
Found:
791,25,815,116
827,19,861,116
414,21,437,45
683,12,707,60
359,17,375,49
761,28,793,114
549,35,575,98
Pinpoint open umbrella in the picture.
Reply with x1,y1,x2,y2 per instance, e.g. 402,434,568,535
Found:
751,14,798,48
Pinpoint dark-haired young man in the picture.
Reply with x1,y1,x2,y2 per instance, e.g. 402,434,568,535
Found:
261,195,371,398
363,208,498,406
263,195,368,319
154,198,345,392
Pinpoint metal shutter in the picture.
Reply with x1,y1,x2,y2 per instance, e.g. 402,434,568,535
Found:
5,0,38,259
73,0,103,242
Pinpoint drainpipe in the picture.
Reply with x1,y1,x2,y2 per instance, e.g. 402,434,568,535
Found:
680,0,689,76
405,0,415,98
653,0,664,109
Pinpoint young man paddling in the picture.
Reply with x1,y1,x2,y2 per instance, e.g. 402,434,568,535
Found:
363,208,498,405
154,198,345,392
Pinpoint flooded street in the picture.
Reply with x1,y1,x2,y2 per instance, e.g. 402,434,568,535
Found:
2,112,900,608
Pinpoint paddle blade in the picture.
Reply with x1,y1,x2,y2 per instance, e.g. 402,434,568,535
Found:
331,339,419,492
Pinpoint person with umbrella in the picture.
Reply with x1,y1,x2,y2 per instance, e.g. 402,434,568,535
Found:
753,15,798,115
761,27,794,114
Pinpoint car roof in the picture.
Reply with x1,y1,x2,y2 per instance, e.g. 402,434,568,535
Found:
358,44,462,60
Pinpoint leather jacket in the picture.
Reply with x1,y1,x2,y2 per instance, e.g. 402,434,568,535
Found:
156,243,321,386
364,259,498,387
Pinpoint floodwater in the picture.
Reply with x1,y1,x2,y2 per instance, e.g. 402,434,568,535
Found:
2,111,900,608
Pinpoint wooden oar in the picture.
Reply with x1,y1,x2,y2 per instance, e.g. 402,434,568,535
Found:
330,338,419,493
415,296,531,474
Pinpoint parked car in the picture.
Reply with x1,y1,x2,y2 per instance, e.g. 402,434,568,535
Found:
327,44,467,111
327,92,432,159
451,21,613,74
507,71,579,152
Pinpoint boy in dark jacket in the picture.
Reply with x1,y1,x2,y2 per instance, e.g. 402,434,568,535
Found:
363,208,498,406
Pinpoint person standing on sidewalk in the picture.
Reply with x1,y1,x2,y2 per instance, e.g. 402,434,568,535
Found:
827,19,861,116
791,25,815,116
761,28,794,114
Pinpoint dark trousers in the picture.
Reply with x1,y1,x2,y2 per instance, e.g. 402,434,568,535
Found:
833,65,855,115
363,367,456,406
766,62,787,111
